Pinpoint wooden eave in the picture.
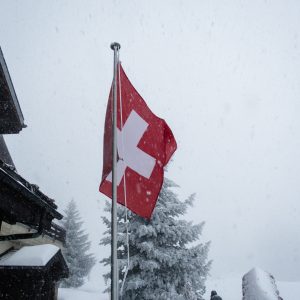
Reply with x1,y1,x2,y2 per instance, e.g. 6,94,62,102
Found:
0,135,14,167
0,47,25,134
0,160,63,230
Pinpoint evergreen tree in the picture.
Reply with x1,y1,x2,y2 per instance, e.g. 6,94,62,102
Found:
101,178,211,300
61,199,96,288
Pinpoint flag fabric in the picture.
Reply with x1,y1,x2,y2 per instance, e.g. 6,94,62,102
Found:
99,64,177,219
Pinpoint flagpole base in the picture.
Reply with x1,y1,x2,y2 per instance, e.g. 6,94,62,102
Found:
111,42,121,50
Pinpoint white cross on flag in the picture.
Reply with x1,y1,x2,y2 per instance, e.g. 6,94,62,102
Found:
99,64,177,219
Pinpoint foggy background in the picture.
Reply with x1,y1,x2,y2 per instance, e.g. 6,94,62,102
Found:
1,0,300,290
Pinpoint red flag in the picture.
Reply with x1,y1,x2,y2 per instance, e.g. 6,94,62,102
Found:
99,64,177,219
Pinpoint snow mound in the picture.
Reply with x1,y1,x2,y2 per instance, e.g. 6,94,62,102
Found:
242,267,281,300
205,276,300,300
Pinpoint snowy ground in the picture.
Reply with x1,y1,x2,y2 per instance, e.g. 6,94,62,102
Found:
59,287,106,300
58,278,300,300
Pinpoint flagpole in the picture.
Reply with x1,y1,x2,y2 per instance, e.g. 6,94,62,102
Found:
111,41,120,300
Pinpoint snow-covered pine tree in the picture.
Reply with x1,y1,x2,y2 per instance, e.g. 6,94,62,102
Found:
100,178,211,300
60,199,96,288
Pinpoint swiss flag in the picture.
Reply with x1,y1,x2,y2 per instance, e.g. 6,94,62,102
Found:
99,64,177,219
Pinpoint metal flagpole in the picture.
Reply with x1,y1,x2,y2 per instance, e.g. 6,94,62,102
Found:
110,42,121,300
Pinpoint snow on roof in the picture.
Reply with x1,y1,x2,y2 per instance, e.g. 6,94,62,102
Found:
0,244,59,267
243,267,280,300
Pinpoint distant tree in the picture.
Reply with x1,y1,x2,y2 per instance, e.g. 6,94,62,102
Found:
101,178,211,300
61,199,96,288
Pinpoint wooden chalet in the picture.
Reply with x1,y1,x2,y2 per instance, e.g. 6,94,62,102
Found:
0,47,68,299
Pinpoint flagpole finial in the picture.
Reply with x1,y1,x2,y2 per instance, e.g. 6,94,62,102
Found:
110,42,121,51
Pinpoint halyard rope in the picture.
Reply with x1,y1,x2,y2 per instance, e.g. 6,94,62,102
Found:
118,61,130,298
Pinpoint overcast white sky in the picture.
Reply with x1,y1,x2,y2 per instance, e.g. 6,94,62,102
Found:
1,0,300,290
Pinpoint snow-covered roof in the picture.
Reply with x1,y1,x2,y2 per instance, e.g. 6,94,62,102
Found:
242,267,281,300
0,244,59,267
